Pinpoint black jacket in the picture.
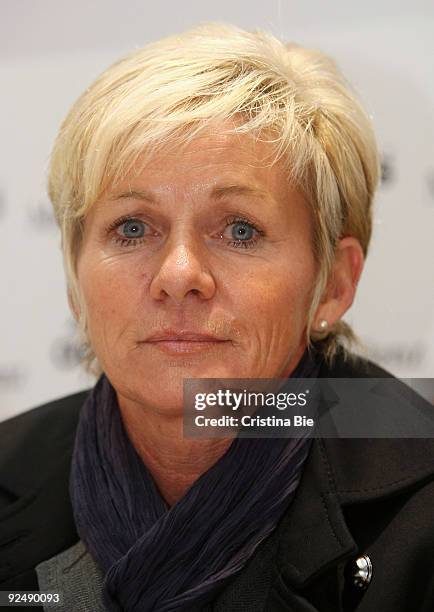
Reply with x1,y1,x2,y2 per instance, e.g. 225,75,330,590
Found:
1,353,434,611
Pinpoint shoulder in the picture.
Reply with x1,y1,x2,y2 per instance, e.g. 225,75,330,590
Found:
295,352,434,606
0,390,91,589
1,389,90,457
0,389,90,500
318,347,394,378
316,350,434,500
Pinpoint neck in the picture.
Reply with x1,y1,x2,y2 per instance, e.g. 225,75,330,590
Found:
117,397,234,506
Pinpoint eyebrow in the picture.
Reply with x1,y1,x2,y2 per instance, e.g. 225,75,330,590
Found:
108,184,271,204
210,184,270,201
108,189,156,203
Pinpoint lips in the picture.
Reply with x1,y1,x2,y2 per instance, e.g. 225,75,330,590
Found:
143,329,230,355
146,330,227,342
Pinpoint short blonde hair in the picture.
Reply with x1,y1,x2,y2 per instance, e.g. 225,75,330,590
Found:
48,22,380,376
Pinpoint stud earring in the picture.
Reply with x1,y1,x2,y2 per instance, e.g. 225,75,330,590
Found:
318,319,328,331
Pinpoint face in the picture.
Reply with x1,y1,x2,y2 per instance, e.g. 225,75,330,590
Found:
76,127,318,416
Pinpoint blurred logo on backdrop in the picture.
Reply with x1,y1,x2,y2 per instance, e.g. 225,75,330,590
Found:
380,153,395,187
27,198,57,230
50,319,86,370
364,340,427,375
0,364,27,390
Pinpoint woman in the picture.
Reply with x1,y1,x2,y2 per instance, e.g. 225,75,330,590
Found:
1,23,433,612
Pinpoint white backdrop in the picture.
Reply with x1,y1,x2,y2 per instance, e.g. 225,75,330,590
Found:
1,0,433,421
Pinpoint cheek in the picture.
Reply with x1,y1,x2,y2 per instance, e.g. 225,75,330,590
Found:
226,258,316,361
77,253,138,336
243,255,316,324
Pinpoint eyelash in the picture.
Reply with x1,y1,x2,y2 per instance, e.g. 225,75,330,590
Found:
107,215,265,250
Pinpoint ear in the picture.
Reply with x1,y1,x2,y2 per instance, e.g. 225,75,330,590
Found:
313,237,364,331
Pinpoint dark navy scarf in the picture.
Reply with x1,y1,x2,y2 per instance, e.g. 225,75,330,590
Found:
70,350,321,611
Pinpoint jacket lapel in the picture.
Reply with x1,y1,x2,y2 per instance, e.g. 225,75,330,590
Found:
275,437,357,589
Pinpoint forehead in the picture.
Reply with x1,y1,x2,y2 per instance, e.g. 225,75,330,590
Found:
104,127,289,201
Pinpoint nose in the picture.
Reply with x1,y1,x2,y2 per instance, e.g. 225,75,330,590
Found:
149,237,216,303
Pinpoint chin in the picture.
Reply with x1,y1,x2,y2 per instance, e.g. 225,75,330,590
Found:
139,356,244,378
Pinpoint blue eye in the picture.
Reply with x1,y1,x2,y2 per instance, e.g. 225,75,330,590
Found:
230,222,254,241
107,216,149,247
121,219,146,238
223,217,263,249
